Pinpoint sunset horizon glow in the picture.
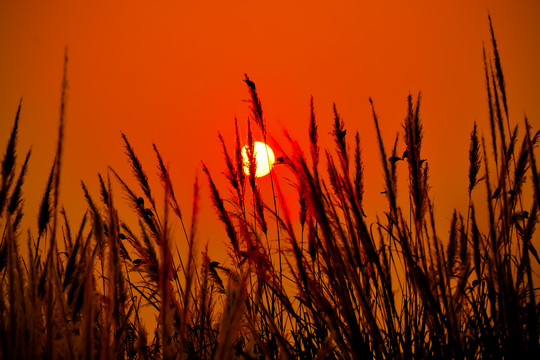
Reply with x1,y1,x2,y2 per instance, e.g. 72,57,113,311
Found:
1,2,540,358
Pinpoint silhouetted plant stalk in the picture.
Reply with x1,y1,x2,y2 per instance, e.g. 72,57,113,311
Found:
244,73,286,333
0,18,539,360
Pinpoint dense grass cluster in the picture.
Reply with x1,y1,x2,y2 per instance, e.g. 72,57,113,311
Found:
1,19,539,359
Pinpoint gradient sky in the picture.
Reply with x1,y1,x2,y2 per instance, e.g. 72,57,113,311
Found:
1,0,539,262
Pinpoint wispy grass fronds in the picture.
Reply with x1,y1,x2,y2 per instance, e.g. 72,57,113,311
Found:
37,160,55,240
526,117,540,210
7,148,31,216
202,163,240,257
0,99,21,215
331,104,348,170
234,117,246,206
214,277,248,360
468,122,482,194
153,143,183,221
159,177,174,359
309,96,319,172
218,133,239,196
122,133,156,211
403,93,428,227
1,17,539,360
109,166,161,242
253,186,267,235
489,14,508,119
244,74,265,136
370,98,398,219
490,61,507,161
354,132,364,212
483,45,499,165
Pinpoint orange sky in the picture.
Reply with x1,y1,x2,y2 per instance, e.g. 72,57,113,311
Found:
1,0,539,262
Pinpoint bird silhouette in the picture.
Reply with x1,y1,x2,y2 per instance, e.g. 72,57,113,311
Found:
389,156,402,164
336,129,347,140
402,150,408,159
244,78,256,90
132,259,143,267
492,187,501,199
514,211,529,219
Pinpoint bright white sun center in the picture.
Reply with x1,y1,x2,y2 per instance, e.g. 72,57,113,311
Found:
241,141,275,177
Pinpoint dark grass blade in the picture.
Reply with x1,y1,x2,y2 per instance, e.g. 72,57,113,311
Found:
7,148,31,215
202,163,240,256
122,133,156,210
370,98,398,218
234,117,246,200
1,99,21,180
153,143,182,220
309,96,319,171
354,132,364,212
0,99,22,214
109,167,161,242
526,118,540,210
468,122,482,194
37,159,56,239
218,132,240,199
490,61,507,159
489,14,508,119
484,45,499,165
332,104,348,170
403,93,428,226
244,74,265,136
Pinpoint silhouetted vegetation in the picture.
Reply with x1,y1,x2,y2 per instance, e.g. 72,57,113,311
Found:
0,19,538,359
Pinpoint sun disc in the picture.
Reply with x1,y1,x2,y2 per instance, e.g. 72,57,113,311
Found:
241,141,275,177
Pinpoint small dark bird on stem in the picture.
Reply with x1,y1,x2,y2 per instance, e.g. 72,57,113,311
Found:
333,129,346,141
133,259,143,267
244,78,256,90
276,156,285,163
514,211,529,219
389,156,402,164
492,187,501,200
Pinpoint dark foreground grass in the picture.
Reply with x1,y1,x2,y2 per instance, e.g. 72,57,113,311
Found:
1,20,539,359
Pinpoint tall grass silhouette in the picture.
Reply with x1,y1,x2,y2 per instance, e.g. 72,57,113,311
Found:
0,19,538,359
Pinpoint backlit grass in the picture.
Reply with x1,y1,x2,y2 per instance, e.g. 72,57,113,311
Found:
0,19,538,359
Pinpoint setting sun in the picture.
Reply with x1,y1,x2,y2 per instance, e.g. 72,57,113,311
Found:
241,141,275,177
